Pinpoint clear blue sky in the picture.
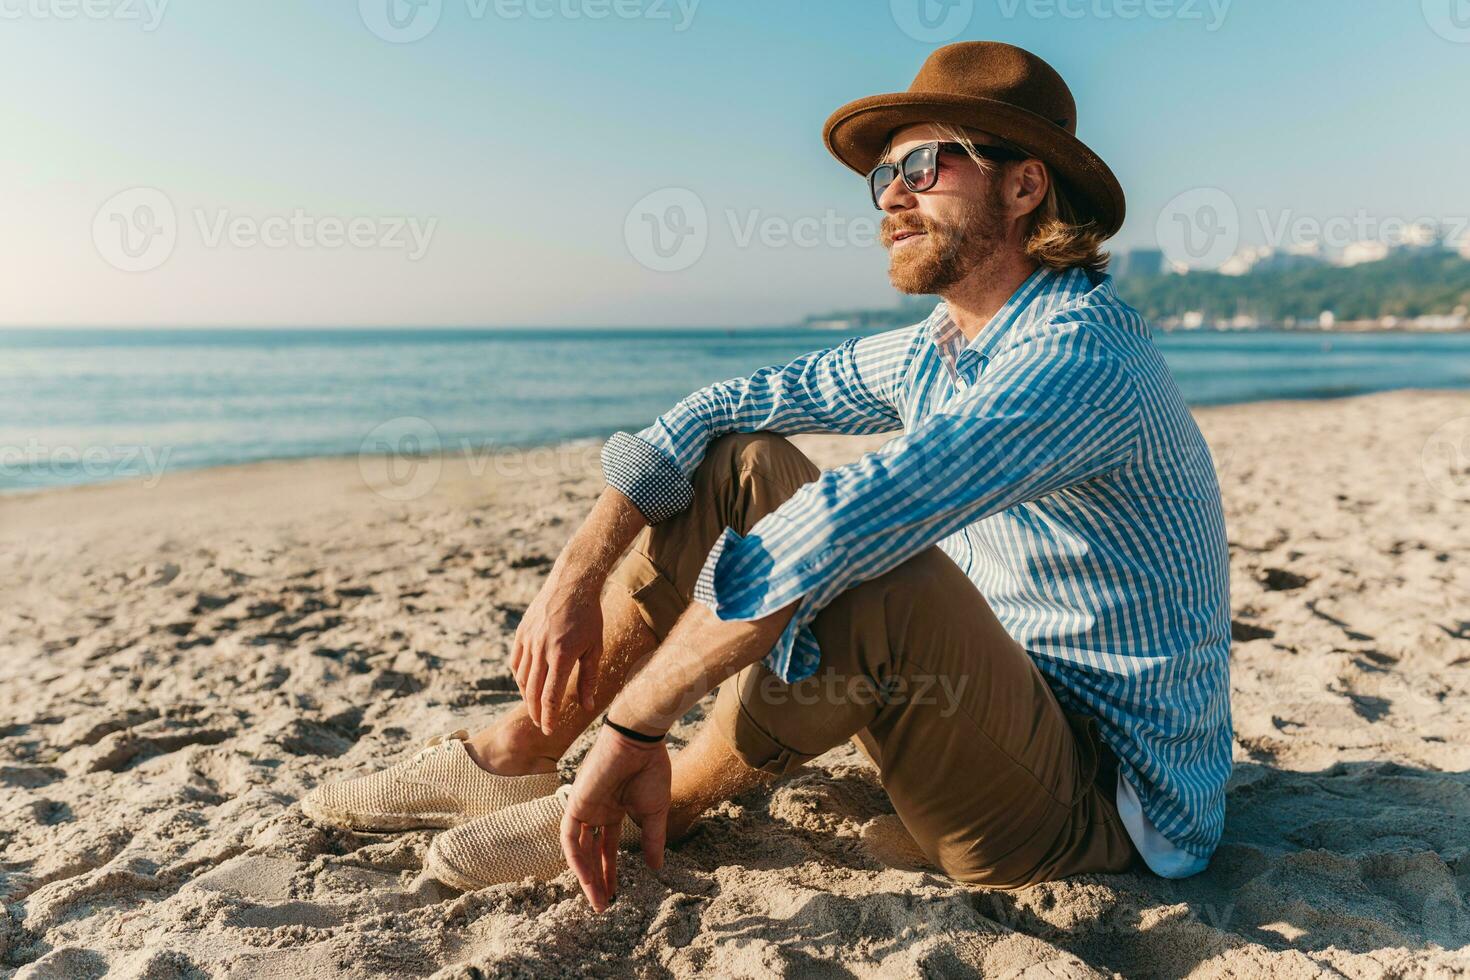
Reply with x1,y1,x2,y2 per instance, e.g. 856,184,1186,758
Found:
3,0,1466,327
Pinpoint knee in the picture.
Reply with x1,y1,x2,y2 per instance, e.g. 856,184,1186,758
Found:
702,432,810,482
711,664,825,777
695,433,821,510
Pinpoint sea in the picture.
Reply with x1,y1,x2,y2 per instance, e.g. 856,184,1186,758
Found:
3,326,1469,493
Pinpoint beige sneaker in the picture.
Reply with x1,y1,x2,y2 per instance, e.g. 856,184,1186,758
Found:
300,730,560,832
423,783,639,891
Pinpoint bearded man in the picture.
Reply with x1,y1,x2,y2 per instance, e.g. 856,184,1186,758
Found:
301,41,1232,908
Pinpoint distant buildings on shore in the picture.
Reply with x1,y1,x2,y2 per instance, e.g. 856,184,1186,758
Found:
1117,224,1469,281
1112,232,1469,333
800,235,1469,335
1159,309,1468,333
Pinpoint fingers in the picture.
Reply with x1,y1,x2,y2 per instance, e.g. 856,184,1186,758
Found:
516,636,585,736
540,655,569,737
560,812,611,912
575,643,601,714
525,641,549,730
641,805,668,871
559,812,597,909
600,823,619,900
516,639,536,727
510,629,525,691
512,633,531,702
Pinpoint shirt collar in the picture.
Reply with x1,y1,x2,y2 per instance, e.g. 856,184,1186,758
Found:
925,265,1095,366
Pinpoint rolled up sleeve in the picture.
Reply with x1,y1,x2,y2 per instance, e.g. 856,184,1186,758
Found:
601,328,917,525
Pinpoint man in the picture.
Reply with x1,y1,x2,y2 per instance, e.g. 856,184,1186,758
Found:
302,41,1232,909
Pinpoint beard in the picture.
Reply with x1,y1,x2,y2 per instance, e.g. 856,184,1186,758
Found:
880,183,1008,294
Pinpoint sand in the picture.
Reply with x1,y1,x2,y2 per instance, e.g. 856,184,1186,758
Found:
2,389,1469,978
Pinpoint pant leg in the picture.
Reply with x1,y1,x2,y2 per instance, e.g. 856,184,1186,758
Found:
606,431,1134,887
605,432,820,640
712,545,1138,889
606,430,883,762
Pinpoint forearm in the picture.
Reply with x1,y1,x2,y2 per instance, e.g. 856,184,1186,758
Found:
644,342,903,468
606,599,798,736
551,485,647,585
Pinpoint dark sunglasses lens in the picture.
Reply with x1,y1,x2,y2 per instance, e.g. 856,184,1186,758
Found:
869,164,898,206
902,144,939,192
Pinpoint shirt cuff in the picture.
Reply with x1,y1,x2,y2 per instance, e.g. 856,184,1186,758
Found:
692,526,830,683
600,431,694,525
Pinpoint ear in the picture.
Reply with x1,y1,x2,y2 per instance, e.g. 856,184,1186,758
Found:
1009,159,1049,219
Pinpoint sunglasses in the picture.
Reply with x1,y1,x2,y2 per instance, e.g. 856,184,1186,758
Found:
867,140,1028,209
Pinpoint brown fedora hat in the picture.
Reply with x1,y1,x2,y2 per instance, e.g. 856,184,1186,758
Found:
823,41,1125,237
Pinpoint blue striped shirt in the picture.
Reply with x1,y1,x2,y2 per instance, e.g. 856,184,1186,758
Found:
601,265,1233,872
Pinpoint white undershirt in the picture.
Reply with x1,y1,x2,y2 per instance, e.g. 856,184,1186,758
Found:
1116,774,1208,878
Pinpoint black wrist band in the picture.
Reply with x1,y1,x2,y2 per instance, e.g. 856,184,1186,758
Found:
604,716,666,743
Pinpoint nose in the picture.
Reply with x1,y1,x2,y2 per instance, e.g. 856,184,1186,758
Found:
878,173,917,213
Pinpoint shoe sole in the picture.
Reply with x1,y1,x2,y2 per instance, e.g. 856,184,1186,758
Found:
422,843,506,891
421,823,640,892
300,796,462,832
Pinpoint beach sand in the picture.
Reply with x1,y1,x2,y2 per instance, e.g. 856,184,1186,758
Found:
3,389,1469,978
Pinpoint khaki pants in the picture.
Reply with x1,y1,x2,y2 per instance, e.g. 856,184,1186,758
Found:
607,433,1137,888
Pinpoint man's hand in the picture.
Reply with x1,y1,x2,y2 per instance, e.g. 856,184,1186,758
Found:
509,487,648,735
560,724,670,912
511,567,605,732
560,599,799,912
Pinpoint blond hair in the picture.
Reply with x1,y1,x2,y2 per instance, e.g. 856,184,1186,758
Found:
886,123,1111,275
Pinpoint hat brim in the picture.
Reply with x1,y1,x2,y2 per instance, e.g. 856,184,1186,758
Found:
823,92,1125,237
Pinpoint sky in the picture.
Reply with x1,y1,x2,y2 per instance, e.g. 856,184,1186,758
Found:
2,0,1467,328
